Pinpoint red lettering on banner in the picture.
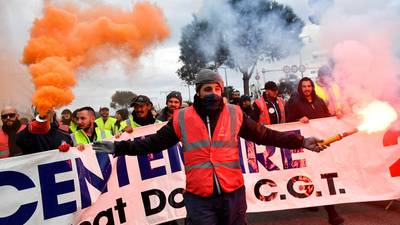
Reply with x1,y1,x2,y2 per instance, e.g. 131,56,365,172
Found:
383,128,400,177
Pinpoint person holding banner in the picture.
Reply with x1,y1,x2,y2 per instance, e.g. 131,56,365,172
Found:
16,109,73,155
70,107,113,151
93,68,328,225
286,77,344,225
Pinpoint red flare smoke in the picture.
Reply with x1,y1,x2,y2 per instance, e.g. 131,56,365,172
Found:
23,2,170,116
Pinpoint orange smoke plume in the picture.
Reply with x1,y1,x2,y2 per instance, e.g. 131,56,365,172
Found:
23,2,170,116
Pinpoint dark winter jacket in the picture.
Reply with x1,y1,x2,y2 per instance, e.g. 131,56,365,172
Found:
286,78,331,122
114,95,304,156
16,121,73,155
156,107,172,122
131,111,156,126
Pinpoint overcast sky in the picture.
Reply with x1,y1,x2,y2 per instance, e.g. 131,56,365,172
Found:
3,0,393,115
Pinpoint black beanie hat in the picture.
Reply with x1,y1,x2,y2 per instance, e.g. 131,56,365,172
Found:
195,69,224,93
166,91,182,105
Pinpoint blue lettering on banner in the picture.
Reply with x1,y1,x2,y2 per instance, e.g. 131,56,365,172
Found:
138,152,166,180
76,152,112,209
167,143,184,173
38,159,77,219
0,171,38,224
116,156,130,187
280,130,306,169
136,135,167,180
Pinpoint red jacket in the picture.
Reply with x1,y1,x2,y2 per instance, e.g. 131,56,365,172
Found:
173,104,243,197
0,124,26,158
254,96,285,125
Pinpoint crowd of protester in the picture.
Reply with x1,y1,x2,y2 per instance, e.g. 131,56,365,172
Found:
0,65,345,225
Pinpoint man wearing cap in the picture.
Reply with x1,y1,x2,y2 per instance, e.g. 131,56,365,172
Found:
0,106,26,158
93,68,328,225
157,91,183,122
124,95,161,133
95,107,117,134
315,65,343,118
253,81,286,125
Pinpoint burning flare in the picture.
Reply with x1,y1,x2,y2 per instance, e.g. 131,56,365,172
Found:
319,100,398,146
23,3,170,116
356,100,398,133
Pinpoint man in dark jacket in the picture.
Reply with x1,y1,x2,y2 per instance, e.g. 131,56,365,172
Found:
285,77,344,225
157,91,182,122
16,110,73,155
93,69,327,225
286,77,331,123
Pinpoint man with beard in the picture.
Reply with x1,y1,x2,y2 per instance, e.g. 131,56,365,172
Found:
70,107,113,151
0,106,26,158
286,77,330,123
93,69,328,225
253,81,286,125
16,109,73,154
95,107,116,134
124,95,161,133
157,91,182,122
286,77,344,225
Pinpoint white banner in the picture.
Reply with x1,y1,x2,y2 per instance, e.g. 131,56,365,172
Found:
0,116,399,225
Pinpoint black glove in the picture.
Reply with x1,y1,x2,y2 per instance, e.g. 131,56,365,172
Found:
92,141,116,154
302,137,327,152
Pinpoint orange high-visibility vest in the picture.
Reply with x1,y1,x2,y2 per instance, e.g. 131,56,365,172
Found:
0,124,26,158
254,96,285,125
173,104,243,197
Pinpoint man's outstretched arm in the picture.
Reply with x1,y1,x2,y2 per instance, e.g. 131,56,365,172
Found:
94,120,180,156
238,115,326,152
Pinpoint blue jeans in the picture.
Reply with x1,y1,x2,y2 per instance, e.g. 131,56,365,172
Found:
184,186,247,225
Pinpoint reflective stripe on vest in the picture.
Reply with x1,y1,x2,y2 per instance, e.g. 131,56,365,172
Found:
173,104,244,197
185,160,241,171
255,96,285,125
